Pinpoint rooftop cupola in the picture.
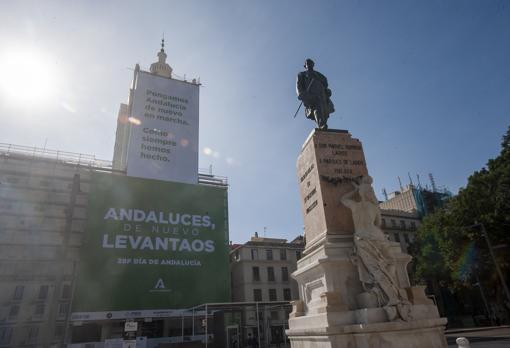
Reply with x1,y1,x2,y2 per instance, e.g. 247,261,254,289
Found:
150,38,173,78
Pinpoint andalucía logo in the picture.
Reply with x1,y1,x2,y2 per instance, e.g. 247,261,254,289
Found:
150,278,171,293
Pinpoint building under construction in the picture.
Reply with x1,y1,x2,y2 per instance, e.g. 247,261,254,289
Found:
0,143,227,348
380,181,452,218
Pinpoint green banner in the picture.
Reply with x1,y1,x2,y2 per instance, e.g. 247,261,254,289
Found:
72,172,230,312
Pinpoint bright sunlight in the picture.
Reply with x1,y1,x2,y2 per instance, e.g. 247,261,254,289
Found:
0,47,58,106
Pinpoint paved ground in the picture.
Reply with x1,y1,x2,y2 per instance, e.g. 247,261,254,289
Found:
446,326,510,347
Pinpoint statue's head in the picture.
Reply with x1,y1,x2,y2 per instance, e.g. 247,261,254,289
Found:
304,58,315,71
360,175,373,186
358,176,378,204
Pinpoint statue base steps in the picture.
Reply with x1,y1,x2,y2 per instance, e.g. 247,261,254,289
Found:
288,318,447,348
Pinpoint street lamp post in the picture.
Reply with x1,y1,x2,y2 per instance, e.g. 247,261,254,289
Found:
477,223,510,306
472,260,494,326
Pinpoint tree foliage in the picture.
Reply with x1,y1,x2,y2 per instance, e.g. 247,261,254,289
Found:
413,126,510,293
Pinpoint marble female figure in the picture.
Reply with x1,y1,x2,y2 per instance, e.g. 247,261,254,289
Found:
341,176,409,317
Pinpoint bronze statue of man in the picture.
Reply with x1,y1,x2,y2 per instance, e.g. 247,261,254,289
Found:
296,59,335,129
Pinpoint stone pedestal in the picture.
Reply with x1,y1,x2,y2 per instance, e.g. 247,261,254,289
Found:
287,129,447,348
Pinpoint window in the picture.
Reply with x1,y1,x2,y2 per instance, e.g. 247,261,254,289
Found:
269,289,277,301
253,289,262,302
251,249,258,260
58,303,69,317
54,325,65,338
233,251,240,261
295,251,302,260
252,267,260,281
280,249,287,260
266,249,273,260
281,267,289,282
400,220,406,229
394,233,401,243
27,326,39,341
6,176,19,184
270,311,279,321
285,307,292,318
391,219,396,228
9,305,19,318
404,233,410,244
61,284,71,299
34,303,45,316
283,288,292,301
381,218,386,228
0,327,13,345
267,267,275,281
0,202,13,210
13,285,24,300
410,221,417,230
38,285,49,300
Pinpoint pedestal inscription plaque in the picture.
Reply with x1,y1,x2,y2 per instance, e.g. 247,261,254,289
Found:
297,129,368,247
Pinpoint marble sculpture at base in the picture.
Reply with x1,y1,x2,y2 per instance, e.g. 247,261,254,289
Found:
287,129,447,348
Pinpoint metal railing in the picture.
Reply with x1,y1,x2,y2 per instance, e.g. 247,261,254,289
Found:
0,143,228,186
0,143,113,170
198,170,228,187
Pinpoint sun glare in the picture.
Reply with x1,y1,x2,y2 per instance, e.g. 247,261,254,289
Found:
0,47,57,106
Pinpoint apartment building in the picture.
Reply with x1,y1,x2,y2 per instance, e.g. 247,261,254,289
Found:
380,209,421,254
0,144,110,347
230,235,305,304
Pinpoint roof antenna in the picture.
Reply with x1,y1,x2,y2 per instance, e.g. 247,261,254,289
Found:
382,188,388,201
429,173,437,192
397,176,403,191
416,174,422,189
408,172,414,187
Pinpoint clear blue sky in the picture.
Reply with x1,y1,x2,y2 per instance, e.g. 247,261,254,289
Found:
1,0,509,243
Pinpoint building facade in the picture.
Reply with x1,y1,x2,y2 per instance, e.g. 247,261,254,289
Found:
229,235,304,346
230,235,304,304
380,209,421,254
0,144,228,347
0,144,110,347
380,184,451,217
